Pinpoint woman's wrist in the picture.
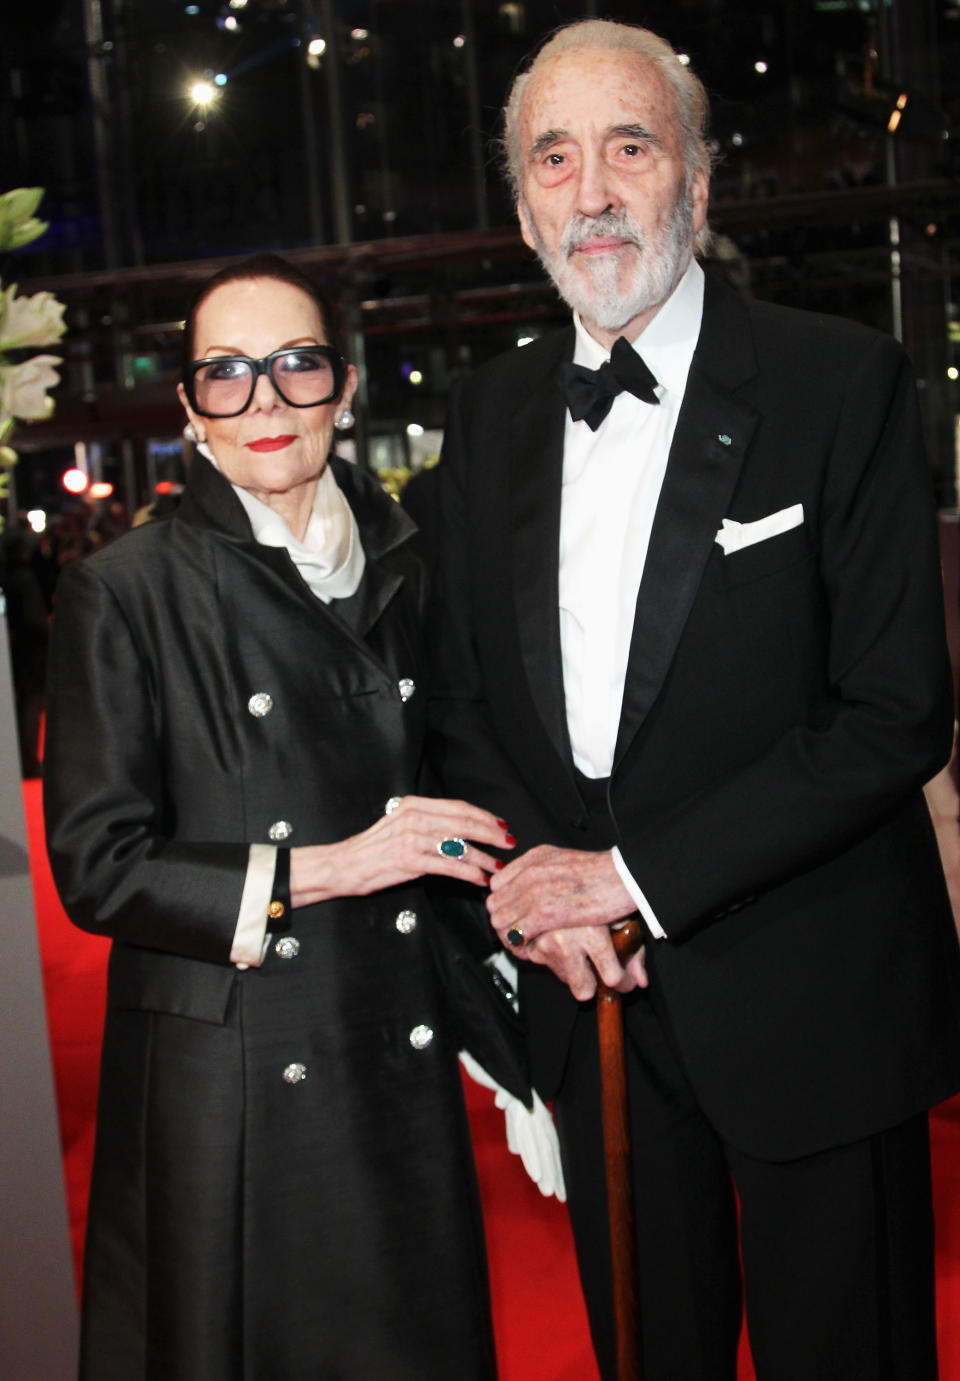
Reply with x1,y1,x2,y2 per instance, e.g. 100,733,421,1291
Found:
289,843,341,907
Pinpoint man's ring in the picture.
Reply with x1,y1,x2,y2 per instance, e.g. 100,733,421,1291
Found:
506,926,525,948
438,837,467,860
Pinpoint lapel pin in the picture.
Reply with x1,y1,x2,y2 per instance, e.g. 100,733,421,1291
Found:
718,433,733,446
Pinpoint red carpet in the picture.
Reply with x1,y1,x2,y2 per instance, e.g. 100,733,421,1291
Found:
23,777,960,1378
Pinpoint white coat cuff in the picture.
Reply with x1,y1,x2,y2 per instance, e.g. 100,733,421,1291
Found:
231,844,276,968
611,847,667,939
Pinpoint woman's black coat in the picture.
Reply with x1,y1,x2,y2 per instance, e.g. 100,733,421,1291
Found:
44,453,497,1381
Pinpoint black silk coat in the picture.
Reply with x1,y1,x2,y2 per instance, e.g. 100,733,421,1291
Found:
43,453,498,1381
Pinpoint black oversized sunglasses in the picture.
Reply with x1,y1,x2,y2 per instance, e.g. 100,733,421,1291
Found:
182,345,346,418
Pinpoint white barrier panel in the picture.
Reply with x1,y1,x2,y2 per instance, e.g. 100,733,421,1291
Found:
0,604,78,1378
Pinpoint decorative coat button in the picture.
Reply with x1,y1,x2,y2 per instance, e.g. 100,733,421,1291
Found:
268,900,286,921
275,936,301,959
398,678,416,702
395,909,418,935
282,1062,307,1083
384,796,403,815
268,820,293,842
247,692,274,717
409,1024,434,1050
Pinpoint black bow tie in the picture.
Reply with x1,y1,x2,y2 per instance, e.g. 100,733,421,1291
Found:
559,335,660,431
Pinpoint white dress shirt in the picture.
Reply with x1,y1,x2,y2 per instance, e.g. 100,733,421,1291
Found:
558,258,705,938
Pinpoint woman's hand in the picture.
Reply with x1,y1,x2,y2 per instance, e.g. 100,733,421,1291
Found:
289,796,515,906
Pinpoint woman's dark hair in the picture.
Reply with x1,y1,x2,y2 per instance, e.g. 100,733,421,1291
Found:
181,253,346,367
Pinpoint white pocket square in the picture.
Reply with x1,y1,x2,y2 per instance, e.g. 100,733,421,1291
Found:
715,503,804,555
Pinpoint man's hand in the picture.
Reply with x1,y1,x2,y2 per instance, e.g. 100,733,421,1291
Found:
486,846,648,999
512,923,648,1000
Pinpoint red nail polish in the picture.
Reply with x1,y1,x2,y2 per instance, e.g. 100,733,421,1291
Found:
494,860,504,870
504,834,517,847
496,819,510,830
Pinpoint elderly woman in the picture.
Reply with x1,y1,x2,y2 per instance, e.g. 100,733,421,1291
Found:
43,254,515,1381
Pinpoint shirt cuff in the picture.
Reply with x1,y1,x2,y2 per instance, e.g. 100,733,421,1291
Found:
611,847,667,940
231,843,278,968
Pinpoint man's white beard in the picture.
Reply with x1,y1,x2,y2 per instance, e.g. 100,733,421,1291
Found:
525,186,694,332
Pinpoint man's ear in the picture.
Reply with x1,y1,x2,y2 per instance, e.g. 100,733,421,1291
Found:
689,167,709,242
517,199,537,253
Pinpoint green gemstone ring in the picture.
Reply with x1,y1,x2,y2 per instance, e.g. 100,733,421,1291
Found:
438,837,467,860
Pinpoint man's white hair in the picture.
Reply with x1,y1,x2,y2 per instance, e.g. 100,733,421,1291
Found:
502,19,713,255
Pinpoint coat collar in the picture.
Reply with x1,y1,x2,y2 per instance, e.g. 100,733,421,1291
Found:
613,276,760,766
508,328,576,767
177,450,416,639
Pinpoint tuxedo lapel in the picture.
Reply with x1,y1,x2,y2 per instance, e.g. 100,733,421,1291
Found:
614,277,761,767
508,332,575,766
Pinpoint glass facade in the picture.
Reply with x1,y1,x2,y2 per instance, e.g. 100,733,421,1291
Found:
2,0,959,511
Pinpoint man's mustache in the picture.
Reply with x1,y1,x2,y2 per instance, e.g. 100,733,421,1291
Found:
560,213,645,257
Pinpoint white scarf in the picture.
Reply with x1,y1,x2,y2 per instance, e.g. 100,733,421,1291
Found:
197,439,366,603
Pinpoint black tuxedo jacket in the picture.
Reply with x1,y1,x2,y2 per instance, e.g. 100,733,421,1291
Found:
424,271,960,1161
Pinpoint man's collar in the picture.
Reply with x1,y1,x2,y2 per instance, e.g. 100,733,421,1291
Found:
572,258,705,395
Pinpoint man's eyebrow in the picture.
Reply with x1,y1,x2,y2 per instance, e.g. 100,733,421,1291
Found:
527,122,663,161
527,128,568,161
609,122,661,145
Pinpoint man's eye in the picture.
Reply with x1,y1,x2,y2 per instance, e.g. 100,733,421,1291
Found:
621,144,642,156
546,152,565,166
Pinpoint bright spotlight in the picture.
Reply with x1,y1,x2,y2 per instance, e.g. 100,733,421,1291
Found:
27,509,46,533
949,366,959,381
406,423,424,437
408,370,423,386
62,468,89,495
190,81,216,106
308,37,326,56
754,59,768,74
517,336,534,348
223,14,239,31
453,34,466,48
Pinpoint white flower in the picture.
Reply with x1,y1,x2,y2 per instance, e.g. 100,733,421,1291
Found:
0,355,61,420
0,188,48,251
0,285,67,350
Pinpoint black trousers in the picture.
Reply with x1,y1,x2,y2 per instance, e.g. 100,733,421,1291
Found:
552,995,938,1381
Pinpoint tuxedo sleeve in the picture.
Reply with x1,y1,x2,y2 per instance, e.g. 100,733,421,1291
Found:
43,557,276,963
618,333,954,940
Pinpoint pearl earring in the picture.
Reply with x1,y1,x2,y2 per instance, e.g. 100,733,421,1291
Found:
335,408,355,431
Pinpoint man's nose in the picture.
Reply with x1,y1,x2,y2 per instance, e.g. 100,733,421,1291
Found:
575,149,620,218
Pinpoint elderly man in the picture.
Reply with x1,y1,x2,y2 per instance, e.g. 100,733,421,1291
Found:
424,18,960,1381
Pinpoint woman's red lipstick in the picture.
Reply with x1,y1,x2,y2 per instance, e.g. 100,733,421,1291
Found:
246,435,296,452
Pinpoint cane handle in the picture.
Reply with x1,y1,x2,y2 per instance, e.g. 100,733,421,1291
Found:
611,918,644,964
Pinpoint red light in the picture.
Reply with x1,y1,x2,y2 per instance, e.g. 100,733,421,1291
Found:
89,481,114,499
155,480,174,494
62,468,89,494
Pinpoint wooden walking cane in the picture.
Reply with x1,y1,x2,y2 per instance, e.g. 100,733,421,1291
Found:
596,918,646,1381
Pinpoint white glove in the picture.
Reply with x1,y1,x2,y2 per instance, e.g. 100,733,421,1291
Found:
460,1048,566,1202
